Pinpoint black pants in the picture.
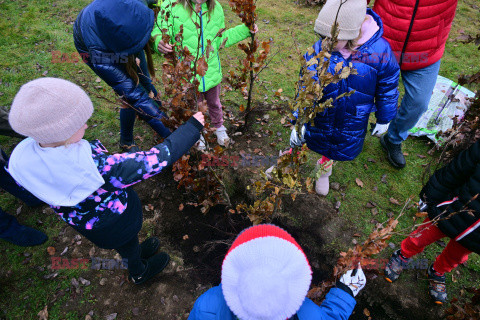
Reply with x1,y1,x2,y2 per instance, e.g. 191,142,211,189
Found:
73,188,145,276
115,235,145,276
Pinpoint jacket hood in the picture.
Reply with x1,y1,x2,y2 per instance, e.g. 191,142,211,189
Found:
8,138,105,207
79,0,154,55
358,9,384,50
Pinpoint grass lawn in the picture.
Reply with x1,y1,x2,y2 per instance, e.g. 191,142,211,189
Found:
0,0,479,318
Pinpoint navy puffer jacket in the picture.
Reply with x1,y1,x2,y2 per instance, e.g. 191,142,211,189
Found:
302,9,399,161
73,0,161,120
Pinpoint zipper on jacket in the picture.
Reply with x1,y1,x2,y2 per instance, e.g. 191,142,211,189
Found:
200,8,206,92
399,0,420,67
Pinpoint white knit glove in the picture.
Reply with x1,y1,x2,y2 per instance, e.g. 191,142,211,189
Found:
339,266,366,297
290,125,306,148
371,123,389,136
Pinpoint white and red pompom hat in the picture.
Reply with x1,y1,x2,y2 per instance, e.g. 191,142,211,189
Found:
221,224,312,320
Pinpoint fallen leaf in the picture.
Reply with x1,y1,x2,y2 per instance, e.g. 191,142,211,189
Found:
365,201,377,208
37,305,48,320
178,203,184,211
353,233,361,237
389,197,400,205
182,234,189,240
416,154,426,159
335,201,341,209
355,178,364,188
47,246,56,256
95,77,101,83
415,211,428,217
60,246,68,256
381,174,387,184
371,208,378,215
105,314,117,320
364,308,371,317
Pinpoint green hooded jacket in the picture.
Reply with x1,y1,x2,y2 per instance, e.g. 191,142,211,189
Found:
152,0,251,92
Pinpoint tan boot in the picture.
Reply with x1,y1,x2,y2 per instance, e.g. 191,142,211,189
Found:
315,166,332,196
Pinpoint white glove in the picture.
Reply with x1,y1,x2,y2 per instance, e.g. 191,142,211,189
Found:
371,123,389,136
339,266,366,297
290,125,306,148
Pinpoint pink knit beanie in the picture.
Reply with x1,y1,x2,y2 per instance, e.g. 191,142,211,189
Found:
9,78,93,144
221,224,312,320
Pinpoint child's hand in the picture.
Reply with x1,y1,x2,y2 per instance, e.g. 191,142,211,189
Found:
250,24,258,34
371,123,389,136
157,41,173,54
193,112,205,126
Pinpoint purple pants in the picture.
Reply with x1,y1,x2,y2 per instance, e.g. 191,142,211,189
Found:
200,84,224,129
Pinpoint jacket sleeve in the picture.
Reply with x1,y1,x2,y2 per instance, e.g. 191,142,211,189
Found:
99,117,202,189
91,63,163,119
216,6,251,49
297,289,356,320
421,142,480,204
374,43,400,124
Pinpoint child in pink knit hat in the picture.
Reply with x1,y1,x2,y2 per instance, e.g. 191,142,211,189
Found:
188,224,365,320
8,77,204,285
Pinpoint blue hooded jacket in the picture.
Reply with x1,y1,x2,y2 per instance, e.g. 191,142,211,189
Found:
73,0,163,122
301,9,399,161
187,285,356,320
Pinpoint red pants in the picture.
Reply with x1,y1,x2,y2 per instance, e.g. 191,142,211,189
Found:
400,218,471,274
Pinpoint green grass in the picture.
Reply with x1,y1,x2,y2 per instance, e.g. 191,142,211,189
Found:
0,0,480,317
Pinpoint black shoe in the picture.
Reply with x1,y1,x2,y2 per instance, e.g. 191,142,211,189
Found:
1,225,47,247
119,141,140,153
427,265,447,305
139,237,160,260
130,252,170,285
380,135,406,168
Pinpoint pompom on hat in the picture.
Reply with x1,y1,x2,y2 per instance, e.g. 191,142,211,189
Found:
314,0,367,40
221,224,312,320
9,78,93,144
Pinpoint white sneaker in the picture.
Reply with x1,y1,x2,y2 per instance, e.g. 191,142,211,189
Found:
215,126,230,146
315,167,332,196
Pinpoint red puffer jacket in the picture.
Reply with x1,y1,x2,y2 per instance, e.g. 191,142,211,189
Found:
370,0,458,71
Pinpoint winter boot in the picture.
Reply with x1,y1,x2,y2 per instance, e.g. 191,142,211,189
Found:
427,265,447,304
315,168,332,196
314,157,333,196
0,223,47,247
130,252,170,285
215,125,230,146
384,249,410,283
380,135,406,169
139,237,160,260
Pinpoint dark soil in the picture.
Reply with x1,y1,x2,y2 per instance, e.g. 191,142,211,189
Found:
1,129,453,319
